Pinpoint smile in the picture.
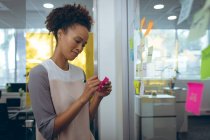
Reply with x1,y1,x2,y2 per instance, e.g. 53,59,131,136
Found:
72,51,78,55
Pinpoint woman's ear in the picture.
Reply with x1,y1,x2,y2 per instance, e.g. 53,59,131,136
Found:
57,29,63,39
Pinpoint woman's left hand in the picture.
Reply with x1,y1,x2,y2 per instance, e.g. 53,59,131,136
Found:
96,81,112,98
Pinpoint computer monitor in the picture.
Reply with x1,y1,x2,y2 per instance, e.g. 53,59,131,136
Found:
6,98,21,110
6,83,26,92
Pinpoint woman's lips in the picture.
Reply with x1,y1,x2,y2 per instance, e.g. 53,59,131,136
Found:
72,51,78,56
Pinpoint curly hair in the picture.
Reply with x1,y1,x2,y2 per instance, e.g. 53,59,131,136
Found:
45,4,93,41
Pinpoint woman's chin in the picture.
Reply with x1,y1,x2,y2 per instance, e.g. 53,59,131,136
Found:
67,56,77,61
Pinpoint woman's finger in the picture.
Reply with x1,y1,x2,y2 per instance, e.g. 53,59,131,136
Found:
88,79,100,84
103,92,111,95
88,75,98,81
105,88,112,91
88,80,100,88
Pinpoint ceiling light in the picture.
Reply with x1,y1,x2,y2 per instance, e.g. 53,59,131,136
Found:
168,15,177,20
43,3,54,9
154,4,164,10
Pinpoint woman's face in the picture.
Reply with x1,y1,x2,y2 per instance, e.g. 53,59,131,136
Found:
58,24,89,61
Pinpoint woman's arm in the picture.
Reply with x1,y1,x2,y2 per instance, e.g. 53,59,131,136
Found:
29,65,56,140
89,82,112,121
53,96,86,135
83,72,103,121
89,95,103,121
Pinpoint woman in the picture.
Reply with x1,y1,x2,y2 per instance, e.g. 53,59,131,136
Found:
28,4,112,140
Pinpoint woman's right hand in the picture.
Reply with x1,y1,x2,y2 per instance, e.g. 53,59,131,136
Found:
80,76,100,104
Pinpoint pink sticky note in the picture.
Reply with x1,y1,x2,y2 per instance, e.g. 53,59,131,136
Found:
185,82,204,115
98,77,109,91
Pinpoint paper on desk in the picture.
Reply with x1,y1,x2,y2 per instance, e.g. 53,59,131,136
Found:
188,0,210,41
201,45,210,79
177,0,194,25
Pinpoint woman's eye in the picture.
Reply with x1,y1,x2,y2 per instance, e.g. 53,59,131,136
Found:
75,39,81,44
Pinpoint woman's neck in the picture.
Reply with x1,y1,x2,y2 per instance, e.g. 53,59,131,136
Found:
51,47,69,71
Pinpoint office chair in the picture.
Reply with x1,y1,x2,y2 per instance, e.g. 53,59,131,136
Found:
0,103,12,140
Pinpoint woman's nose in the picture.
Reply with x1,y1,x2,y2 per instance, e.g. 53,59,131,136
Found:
77,43,83,53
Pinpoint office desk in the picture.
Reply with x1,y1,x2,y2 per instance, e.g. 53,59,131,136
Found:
8,108,34,120
0,91,35,140
0,92,33,120
8,108,35,140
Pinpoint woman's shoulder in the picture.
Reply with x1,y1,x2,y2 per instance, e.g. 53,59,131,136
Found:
28,64,50,89
29,64,48,78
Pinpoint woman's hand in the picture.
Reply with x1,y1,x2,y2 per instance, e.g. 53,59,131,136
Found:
80,76,100,104
96,81,112,99
89,80,112,120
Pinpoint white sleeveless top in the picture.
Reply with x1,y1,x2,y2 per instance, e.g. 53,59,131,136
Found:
36,59,95,140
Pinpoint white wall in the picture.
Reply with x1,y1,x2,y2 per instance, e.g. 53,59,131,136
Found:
97,0,116,139
96,0,128,140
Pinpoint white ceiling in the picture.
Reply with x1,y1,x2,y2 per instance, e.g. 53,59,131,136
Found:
140,0,209,29
0,0,209,29
0,0,26,28
0,0,93,28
